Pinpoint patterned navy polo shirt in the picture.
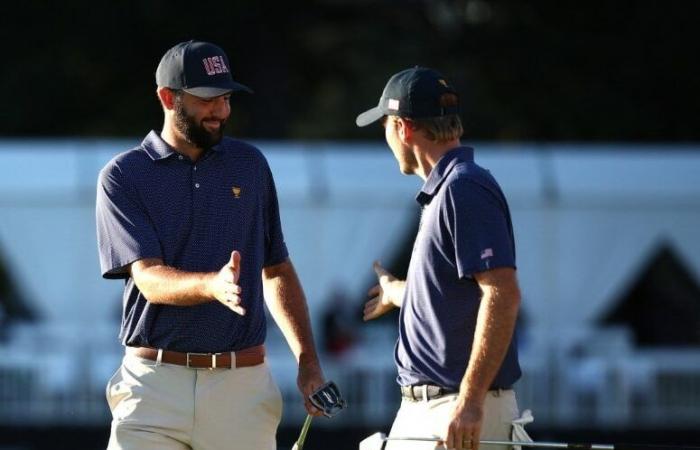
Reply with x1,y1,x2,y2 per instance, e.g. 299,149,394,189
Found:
96,131,288,353
395,146,521,390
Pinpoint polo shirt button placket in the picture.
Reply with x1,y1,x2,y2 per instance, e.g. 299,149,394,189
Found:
191,160,200,189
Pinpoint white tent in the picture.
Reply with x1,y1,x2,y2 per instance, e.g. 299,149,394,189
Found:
3,141,698,330
1,140,699,426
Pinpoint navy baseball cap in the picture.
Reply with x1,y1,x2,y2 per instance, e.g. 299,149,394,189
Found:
156,40,253,98
356,67,458,127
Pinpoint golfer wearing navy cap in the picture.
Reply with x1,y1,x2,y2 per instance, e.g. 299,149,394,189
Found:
96,40,325,450
358,67,528,450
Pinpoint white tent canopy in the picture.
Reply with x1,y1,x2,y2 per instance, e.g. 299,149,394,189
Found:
0,140,699,335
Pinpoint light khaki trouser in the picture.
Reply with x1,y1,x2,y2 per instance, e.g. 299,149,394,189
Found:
385,389,519,450
105,353,283,450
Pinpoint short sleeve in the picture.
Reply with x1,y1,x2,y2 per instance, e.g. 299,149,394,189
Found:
446,180,515,279
261,160,289,266
95,161,162,279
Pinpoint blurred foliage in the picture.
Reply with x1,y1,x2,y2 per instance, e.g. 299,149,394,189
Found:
0,0,697,141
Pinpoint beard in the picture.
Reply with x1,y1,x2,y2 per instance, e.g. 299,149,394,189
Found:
173,96,226,150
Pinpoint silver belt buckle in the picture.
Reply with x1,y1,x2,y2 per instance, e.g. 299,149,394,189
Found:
186,352,219,369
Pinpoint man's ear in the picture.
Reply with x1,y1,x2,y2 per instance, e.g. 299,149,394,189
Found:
397,118,413,143
157,87,176,110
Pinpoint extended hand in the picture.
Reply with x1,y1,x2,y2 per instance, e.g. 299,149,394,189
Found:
363,261,404,321
209,251,245,315
442,399,483,450
297,359,326,416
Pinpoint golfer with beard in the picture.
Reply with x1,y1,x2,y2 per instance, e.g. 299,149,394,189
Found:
96,40,325,450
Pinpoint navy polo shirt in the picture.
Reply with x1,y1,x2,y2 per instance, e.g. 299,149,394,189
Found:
96,131,288,352
395,146,521,390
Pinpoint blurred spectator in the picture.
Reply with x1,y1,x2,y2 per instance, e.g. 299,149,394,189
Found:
321,286,357,357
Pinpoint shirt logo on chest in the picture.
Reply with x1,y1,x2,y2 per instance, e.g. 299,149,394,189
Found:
232,186,242,198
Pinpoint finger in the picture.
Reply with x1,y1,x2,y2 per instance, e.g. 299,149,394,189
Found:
367,284,381,297
305,403,322,416
451,427,460,450
373,260,389,278
304,397,323,416
222,294,244,310
461,428,472,450
300,381,324,416
224,294,242,304
457,435,466,450
445,429,456,450
222,269,238,284
363,304,378,319
464,437,474,450
363,300,379,321
363,298,378,312
229,250,241,282
225,284,242,295
227,304,246,315
455,430,467,450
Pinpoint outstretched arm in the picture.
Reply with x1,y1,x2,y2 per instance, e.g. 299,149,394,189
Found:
263,258,325,416
129,251,246,315
363,261,406,321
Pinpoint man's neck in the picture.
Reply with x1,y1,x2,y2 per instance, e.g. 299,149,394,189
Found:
414,139,461,180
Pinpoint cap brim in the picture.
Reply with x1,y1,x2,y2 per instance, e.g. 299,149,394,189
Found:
184,81,254,99
355,106,385,127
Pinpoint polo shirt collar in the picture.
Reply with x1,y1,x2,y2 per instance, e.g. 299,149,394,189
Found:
141,130,223,161
417,146,474,205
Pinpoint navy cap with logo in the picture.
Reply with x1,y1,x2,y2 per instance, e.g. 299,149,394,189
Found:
356,66,459,127
156,40,253,99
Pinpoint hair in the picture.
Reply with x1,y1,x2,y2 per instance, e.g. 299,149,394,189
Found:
157,87,184,112
411,115,463,142
170,88,184,102
407,93,463,142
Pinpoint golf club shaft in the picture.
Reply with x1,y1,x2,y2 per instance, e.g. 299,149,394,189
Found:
385,437,614,449
293,414,313,450
481,440,613,449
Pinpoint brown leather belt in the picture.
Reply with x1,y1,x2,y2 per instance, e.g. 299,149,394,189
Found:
127,344,265,369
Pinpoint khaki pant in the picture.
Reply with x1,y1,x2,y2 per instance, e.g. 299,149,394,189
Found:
106,353,283,450
385,389,519,450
